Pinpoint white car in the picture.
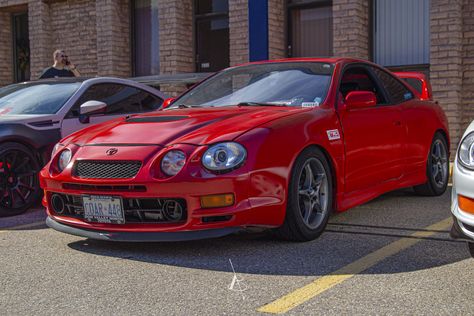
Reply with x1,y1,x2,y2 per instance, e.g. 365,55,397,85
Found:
0,77,166,217
451,121,474,257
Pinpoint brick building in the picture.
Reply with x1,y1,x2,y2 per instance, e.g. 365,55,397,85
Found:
0,0,472,151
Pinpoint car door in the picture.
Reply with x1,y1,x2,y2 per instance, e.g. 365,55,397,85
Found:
371,67,419,176
337,64,404,193
60,83,163,138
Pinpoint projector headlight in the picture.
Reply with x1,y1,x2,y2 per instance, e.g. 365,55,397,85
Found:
161,150,186,176
458,132,474,170
202,142,246,172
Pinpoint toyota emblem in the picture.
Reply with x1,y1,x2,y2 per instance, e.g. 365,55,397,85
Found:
106,148,118,156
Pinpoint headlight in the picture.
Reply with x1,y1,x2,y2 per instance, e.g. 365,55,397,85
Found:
202,142,246,172
458,132,474,169
161,150,186,176
58,149,72,172
52,143,63,157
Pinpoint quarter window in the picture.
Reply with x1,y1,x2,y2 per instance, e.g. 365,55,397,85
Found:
371,67,413,104
68,84,163,117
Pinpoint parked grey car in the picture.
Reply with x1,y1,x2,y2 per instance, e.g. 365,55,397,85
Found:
0,77,166,217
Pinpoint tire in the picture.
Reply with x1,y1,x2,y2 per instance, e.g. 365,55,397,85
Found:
276,147,334,241
413,132,449,196
0,142,41,217
468,243,474,259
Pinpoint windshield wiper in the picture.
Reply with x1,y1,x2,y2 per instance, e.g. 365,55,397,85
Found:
236,102,286,107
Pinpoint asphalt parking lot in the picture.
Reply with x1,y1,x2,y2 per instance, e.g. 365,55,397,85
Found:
1,187,472,315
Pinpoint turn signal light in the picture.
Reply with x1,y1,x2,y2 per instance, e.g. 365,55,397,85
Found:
458,195,474,214
200,194,234,208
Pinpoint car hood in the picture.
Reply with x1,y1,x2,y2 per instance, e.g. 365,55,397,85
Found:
0,114,56,124
65,106,312,146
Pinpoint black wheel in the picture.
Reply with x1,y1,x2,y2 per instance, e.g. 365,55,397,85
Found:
414,133,449,196
0,142,41,217
276,147,333,241
468,243,474,259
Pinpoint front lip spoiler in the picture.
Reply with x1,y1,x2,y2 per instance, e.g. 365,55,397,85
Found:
46,217,240,242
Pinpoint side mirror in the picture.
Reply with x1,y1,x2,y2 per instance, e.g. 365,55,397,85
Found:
345,91,377,110
162,98,175,110
79,100,107,124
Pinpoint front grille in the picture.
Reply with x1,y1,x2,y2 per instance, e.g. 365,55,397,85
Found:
73,160,142,179
49,193,187,224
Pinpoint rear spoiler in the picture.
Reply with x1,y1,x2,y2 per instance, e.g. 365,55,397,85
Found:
394,72,433,101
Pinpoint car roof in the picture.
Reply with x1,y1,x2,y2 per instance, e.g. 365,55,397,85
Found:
16,77,140,85
10,77,167,99
236,57,371,67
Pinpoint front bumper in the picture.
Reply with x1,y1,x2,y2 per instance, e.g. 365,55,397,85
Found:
46,216,240,242
450,159,474,241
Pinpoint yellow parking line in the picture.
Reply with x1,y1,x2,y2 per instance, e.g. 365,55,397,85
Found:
257,217,452,314
0,220,46,233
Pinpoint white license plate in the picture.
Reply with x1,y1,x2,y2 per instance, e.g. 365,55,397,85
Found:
83,195,124,224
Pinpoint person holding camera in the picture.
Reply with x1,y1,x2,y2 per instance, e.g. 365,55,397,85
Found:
39,49,80,79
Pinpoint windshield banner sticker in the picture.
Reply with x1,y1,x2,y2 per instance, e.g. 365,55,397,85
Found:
327,129,340,141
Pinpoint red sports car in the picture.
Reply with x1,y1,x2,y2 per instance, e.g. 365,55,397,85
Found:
40,58,450,242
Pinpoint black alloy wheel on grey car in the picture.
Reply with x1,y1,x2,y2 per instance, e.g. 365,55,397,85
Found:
277,147,333,241
0,142,41,217
414,132,449,196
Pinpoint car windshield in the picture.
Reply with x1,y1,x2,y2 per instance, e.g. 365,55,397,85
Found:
0,82,81,115
173,62,334,108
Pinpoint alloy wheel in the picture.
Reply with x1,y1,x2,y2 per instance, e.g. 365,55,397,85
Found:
297,158,329,230
0,149,37,210
430,139,448,188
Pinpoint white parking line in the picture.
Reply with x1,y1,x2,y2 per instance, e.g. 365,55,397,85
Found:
258,217,453,314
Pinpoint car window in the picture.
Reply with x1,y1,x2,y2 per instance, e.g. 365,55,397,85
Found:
400,77,423,95
339,67,387,105
0,82,81,115
371,67,414,104
67,83,163,118
174,62,334,107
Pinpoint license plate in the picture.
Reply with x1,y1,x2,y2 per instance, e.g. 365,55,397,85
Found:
82,195,124,224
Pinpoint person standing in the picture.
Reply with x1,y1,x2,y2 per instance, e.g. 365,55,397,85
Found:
39,50,80,79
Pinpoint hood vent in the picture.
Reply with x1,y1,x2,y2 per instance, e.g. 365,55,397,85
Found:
126,116,188,123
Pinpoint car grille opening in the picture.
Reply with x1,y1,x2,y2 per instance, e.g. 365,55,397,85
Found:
62,183,146,192
49,193,186,224
73,160,142,179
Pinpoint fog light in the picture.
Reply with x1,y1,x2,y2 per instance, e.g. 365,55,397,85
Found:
200,194,234,208
458,195,474,215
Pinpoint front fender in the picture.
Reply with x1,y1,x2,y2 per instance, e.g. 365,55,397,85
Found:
235,109,345,226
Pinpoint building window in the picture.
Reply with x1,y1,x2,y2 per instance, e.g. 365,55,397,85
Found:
373,0,430,70
287,0,333,58
12,12,30,82
195,0,229,72
132,0,159,76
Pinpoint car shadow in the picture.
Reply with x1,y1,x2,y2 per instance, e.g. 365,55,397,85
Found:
67,230,468,277
67,187,469,277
